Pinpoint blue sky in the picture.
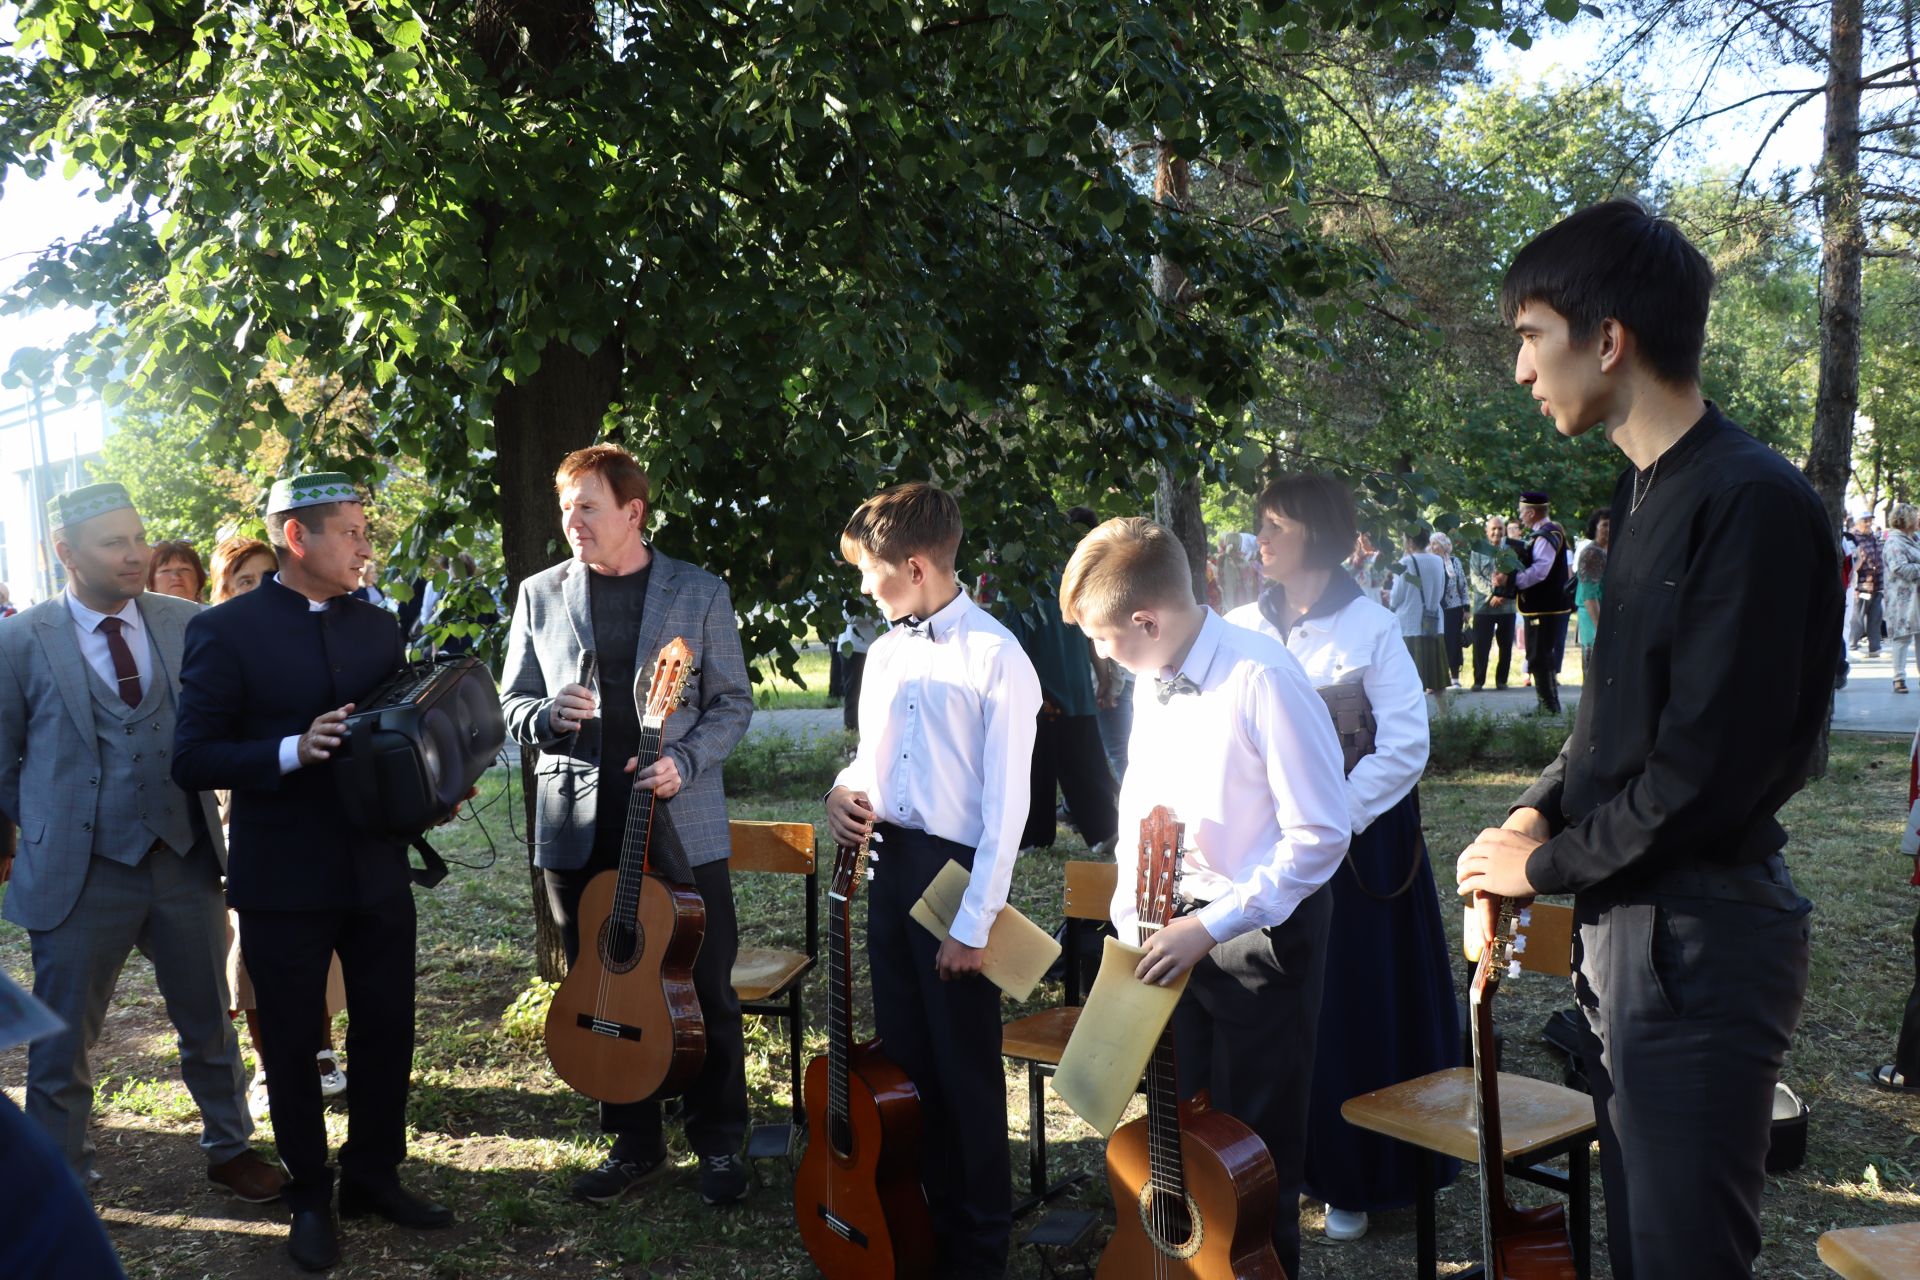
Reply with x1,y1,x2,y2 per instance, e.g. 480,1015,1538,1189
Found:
0,12,1832,389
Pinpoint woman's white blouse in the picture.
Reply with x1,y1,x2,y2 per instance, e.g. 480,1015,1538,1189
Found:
1224,595,1430,835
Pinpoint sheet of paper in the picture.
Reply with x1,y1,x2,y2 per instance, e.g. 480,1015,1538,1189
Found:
1053,936,1190,1138
909,859,1061,1002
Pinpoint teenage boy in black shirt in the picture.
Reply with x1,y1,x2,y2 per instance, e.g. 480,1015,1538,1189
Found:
1455,200,1839,1278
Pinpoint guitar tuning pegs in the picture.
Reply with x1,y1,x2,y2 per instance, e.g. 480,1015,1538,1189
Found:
1508,959,1523,978
1517,907,1532,926
1512,935,1528,953
865,866,875,880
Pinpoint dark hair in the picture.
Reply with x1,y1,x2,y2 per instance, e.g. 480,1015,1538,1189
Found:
146,540,207,597
1253,473,1357,572
1065,505,1099,530
1500,199,1714,386
1406,526,1432,551
267,503,344,550
1585,509,1611,540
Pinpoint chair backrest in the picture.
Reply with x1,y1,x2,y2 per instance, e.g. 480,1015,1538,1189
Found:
729,820,816,876
1063,860,1118,921
1463,901,1573,979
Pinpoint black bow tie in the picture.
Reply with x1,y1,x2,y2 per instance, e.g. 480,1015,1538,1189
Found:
894,616,931,639
1155,673,1202,703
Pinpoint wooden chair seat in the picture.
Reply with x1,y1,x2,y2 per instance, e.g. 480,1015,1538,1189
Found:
1819,1223,1920,1279
1002,1006,1082,1066
1342,1066,1595,1164
732,946,813,1004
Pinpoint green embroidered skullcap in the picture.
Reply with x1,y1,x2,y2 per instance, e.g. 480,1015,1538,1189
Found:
266,471,363,515
47,481,135,531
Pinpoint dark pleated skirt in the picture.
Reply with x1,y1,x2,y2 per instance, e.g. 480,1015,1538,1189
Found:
1301,787,1462,1212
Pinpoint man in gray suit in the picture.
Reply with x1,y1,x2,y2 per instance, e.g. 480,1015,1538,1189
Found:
501,443,754,1208
0,482,284,1201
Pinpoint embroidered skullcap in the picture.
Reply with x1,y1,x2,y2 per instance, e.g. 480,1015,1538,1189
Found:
266,472,362,515
47,481,135,531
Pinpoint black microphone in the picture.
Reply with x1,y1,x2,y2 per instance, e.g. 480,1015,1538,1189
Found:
569,650,597,733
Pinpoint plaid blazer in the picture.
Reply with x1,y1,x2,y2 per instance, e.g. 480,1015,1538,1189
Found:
0,592,225,932
500,551,752,872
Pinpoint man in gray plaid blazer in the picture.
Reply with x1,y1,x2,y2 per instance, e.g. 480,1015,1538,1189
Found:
500,444,753,1208
0,482,283,1202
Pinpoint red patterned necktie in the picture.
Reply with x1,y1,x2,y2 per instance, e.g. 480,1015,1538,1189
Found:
96,616,143,709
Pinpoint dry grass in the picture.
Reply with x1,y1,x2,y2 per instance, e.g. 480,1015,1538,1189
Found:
5,733,1919,1278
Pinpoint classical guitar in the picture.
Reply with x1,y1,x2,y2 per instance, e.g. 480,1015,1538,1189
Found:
793,832,935,1279
1471,895,1578,1279
1098,806,1286,1280
545,638,707,1105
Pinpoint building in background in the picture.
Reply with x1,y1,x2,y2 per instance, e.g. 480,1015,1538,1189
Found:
0,382,113,606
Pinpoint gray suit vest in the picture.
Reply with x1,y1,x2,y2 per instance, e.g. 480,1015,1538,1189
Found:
84,632,197,864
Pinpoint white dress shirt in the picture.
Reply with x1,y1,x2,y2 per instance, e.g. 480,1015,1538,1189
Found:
274,575,332,775
1112,609,1350,946
1225,585,1429,835
65,589,155,696
832,590,1042,948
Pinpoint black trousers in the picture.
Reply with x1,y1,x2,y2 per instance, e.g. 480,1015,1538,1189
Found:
1442,605,1466,679
545,857,749,1159
1174,885,1333,1280
867,823,1010,1276
1572,862,1811,1277
1897,903,1920,1077
1472,613,1514,687
1020,709,1119,850
1524,610,1570,676
239,887,417,1211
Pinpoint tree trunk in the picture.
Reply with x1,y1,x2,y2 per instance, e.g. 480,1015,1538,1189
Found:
494,339,622,982
1152,139,1209,601
1805,0,1865,534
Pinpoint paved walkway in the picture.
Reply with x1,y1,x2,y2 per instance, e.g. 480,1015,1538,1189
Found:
738,645,1918,744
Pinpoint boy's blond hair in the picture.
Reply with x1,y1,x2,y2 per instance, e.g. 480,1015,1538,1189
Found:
1059,517,1195,627
839,482,962,568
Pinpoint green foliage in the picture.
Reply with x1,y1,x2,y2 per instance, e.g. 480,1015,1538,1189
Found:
1427,706,1570,773
498,978,557,1043
726,729,855,800
1858,239,1920,505
3,0,1519,666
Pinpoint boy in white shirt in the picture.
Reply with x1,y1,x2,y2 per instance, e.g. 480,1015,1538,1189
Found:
825,482,1042,1280
1059,516,1350,1277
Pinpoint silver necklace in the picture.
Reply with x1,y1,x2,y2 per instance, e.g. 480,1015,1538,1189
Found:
1631,456,1661,515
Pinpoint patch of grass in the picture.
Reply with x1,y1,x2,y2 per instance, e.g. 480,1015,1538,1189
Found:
749,648,836,710
725,728,855,799
1428,706,1572,774
33,736,1920,1279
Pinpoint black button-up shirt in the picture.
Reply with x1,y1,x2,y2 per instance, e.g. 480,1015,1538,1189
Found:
1517,403,1842,895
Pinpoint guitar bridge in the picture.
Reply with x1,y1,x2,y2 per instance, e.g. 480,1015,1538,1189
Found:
814,1205,869,1248
576,1013,644,1042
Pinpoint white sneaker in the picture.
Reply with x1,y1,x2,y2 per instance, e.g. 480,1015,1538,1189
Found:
316,1050,348,1099
1325,1207,1369,1241
247,1070,271,1123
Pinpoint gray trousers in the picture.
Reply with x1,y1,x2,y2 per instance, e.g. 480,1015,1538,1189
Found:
26,840,251,1180
1573,862,1811,1278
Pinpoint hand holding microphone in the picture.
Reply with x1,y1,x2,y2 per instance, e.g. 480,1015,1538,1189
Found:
552,650,598,733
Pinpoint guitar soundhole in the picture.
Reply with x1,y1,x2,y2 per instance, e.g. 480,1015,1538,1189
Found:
1136,1185,1203,1258
597,918,645,974
830,1114,854,1161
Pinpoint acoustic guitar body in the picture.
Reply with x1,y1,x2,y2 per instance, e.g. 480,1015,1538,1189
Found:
793,1040,934,1279
1493,1204,1578,1280
545,868,706,1105
1097,1094,1286,1280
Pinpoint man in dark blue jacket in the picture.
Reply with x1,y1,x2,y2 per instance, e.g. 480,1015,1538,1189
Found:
175,472,450,1272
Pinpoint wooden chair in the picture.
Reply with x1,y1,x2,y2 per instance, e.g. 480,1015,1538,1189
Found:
1819,1223,1920,1278
728,819,818,1156
1001,859,1118,1211
1341,901,1595,1280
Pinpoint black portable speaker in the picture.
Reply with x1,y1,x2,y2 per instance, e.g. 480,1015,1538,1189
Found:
337,657,506,882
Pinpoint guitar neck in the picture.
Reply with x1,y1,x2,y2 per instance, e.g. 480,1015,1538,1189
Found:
1142,1027,1186,1207
610,717,668,918
1472,956,1511,1255
826,881,854,1131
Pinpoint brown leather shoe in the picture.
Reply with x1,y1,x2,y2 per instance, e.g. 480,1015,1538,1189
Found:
208,1150,288,1203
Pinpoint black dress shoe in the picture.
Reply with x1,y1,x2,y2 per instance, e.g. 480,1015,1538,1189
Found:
288,1206,340,1271
339,1177,454,1228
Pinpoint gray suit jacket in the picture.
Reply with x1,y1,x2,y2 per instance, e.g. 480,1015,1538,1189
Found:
500,552,753,872
0,592,226,932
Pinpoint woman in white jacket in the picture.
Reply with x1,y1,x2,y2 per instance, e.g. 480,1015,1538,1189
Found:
1225,473,1458,1244
1883,503,1920,694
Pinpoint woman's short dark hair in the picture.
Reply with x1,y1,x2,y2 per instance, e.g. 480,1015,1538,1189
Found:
1406,526,1432,551
1586,509,1611,540
1500,199,1714,386
1253,473,1357,572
